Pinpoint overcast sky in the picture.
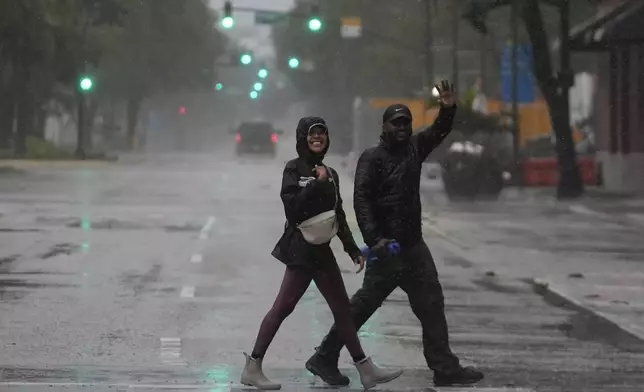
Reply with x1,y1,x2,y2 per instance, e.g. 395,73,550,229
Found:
209,0,296,59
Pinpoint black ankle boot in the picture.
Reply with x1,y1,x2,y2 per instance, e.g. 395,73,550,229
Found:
433,365,484,386
305,349,350,386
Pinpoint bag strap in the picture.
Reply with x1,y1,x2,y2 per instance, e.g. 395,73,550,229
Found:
323,164,338,211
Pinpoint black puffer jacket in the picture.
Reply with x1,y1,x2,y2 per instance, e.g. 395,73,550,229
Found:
354,106,456,248
272,116,361,268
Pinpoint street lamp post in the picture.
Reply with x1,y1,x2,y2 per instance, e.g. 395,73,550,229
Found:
76,75,93,159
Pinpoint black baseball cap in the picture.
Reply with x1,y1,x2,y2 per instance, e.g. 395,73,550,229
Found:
382,103,412,124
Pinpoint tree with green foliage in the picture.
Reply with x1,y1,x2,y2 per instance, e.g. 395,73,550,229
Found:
0,0,226,155
97,0,226,149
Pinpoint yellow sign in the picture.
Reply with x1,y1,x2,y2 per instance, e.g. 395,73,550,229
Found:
340,17,361,27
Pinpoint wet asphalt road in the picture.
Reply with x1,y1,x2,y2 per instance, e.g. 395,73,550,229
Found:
1,145,644,391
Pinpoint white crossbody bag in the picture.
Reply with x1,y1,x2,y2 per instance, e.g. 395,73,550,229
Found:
297,165,339,245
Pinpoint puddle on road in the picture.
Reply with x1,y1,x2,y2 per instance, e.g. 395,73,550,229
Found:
0,254,20,266
0,279,77,289
41,243,79,259
0,277,77,302
471,276,530,294
0,228,42,232
164,223,202,232
35,216,202,232
0,270,72,275
118,265,163,296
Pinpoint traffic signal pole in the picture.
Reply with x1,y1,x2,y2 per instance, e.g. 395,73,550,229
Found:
75,90,86,159
220,3,423,55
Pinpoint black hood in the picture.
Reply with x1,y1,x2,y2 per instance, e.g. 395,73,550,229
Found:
295,116,330,164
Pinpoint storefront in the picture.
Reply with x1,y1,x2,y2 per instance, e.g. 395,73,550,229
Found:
570,0,644,194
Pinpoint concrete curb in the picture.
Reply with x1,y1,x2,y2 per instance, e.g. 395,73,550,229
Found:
531,278,644,350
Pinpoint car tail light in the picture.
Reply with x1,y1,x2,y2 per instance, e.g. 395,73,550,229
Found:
235,133,241,143
270,133,278,143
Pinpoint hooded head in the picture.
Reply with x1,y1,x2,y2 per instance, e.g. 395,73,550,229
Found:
296,116,330,164
381,103,413,149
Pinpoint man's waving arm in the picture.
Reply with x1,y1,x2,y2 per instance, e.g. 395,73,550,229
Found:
414,80,458,161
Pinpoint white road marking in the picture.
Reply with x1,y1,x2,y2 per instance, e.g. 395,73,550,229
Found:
180,286,195,298
189,253,203,264
159,337,186,366
569,204,606,218
199,216,215,239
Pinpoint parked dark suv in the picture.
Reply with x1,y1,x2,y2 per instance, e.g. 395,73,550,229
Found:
233,121,283,158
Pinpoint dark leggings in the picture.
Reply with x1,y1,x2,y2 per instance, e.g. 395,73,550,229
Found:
251,261,366,361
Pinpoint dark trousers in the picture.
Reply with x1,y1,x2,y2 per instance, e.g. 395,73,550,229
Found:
315,241,460,374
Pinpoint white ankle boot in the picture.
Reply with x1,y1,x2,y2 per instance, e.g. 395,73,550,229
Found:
354,357,403,390
240,352,282,390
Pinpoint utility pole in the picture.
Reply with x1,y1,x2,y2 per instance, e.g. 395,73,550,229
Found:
559,0,572,149
76,89,86,159
451,1,460,89
424,0,434,92
510,0,520,181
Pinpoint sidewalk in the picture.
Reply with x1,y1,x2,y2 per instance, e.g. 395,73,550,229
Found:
424,201,644,350
533,271,644,349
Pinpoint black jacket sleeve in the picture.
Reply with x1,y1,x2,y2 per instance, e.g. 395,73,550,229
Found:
330,169,362,259
353,149,383,248
280,162,332,225
414,104,457,162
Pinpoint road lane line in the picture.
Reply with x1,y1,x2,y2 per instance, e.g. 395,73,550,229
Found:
159,337,186,366
569,204,607,218
180,286,195,298
189,253,203,263
199,216,215,239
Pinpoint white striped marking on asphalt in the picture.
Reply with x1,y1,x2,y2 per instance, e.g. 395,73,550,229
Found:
159,337,186,366
0,382,536,391
199,216,215,239
569,204,607,218
189,253,203,264
180,286,195,298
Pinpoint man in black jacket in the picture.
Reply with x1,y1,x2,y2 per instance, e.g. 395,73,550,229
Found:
305,81,484,387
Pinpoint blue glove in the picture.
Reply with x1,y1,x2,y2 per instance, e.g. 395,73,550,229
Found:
360,240,401,264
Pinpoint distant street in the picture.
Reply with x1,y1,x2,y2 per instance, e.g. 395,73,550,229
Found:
1,144,644,391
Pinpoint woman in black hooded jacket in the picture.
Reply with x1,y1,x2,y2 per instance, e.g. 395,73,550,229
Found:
241,117,402,390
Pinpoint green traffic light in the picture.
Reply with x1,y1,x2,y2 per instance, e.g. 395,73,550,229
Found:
288,57,300,69
240,54,252,65
221,16,234,29
253,82,263,91
258,69,268,79
250,91,259,99
79,76,93,91
215,83,223,91
308,18,322,31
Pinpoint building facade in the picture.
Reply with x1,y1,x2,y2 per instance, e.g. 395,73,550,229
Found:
571,0,644,194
